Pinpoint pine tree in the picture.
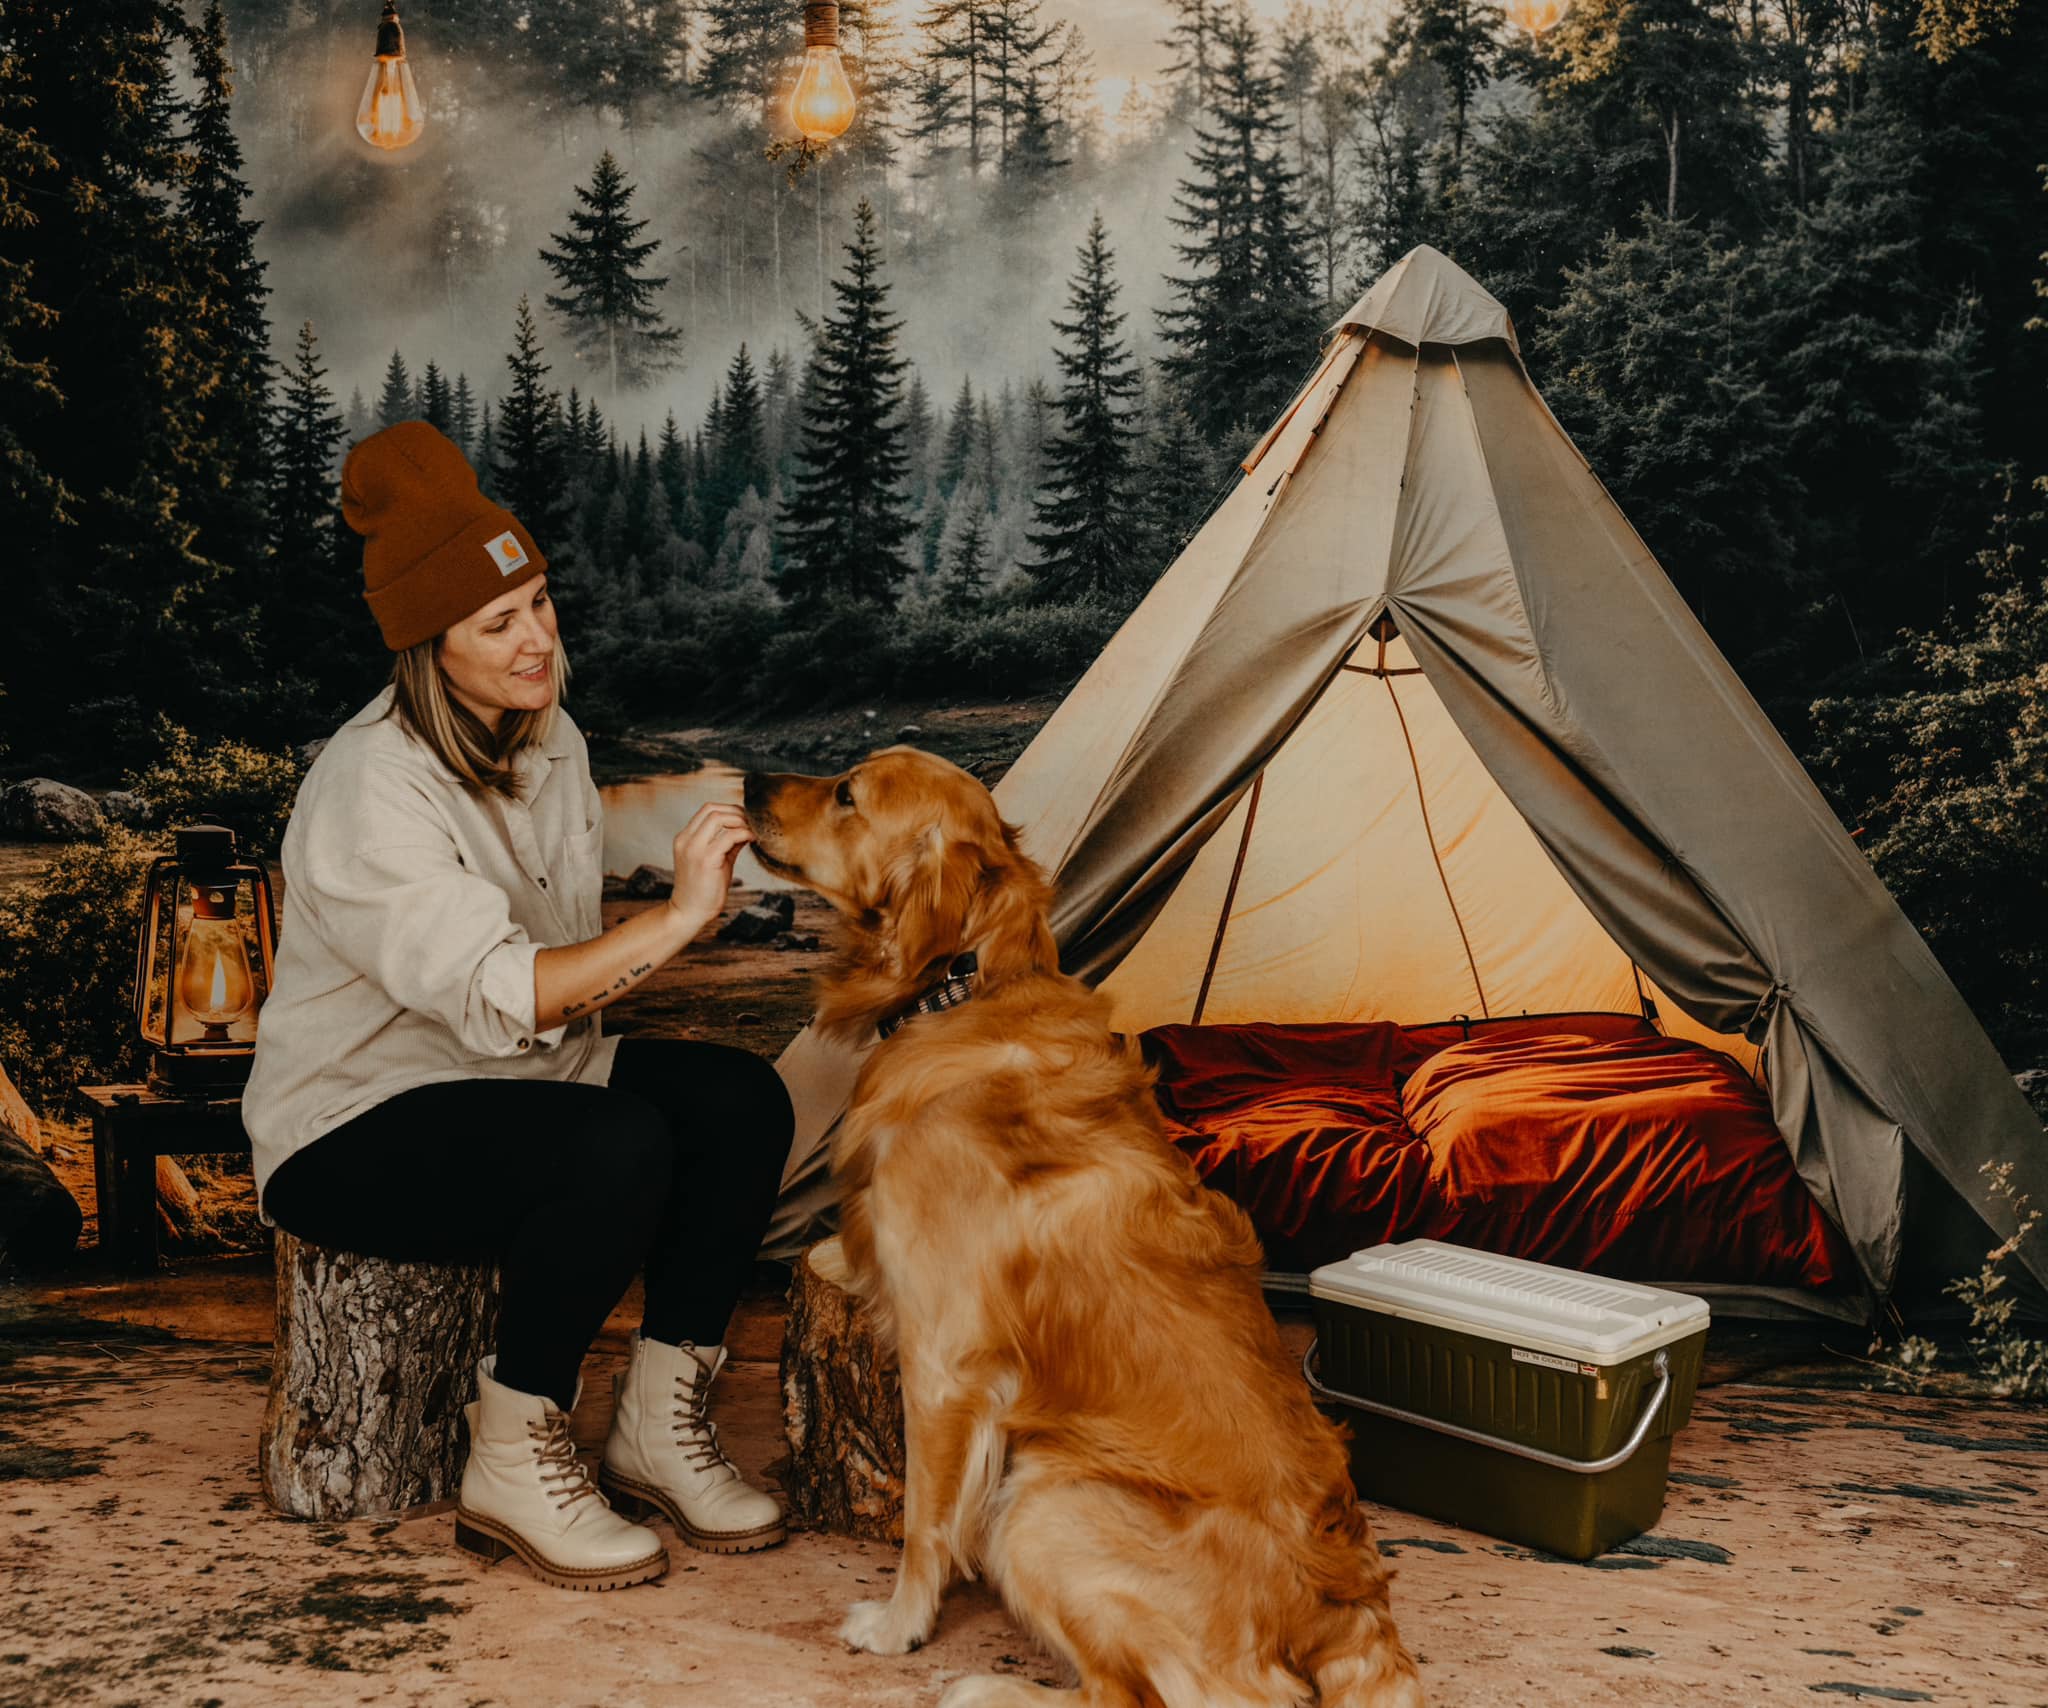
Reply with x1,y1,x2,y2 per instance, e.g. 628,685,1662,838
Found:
938,374,977,493
179,0,271,580
656,410,691,534
1138,397,1217,582
377,349,413,428
271,322,345,576
1376,0,1501,174
902,371,936,502
1157,3,1322,444
1545,0,1766,224
696,0,801,121
3,0,247,757
712,341,769,522
268,320,377,716
778,198,915,606
946,501,994,593
450,372,478,454
419,360,453,434
920,0,994,173
0,33,73,556
492,294,568,545
345,386,372,447
1028,214,1145,600
1161,0,1228,119
540,149,683,396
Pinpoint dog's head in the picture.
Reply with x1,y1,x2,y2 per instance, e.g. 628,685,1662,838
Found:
743,747,1056,1031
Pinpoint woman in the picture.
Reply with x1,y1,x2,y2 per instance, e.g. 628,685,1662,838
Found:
243,420,794,1593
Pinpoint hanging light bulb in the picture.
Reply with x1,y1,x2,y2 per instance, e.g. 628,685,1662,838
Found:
355,0,425,151
1503,0,1570,35
790,1,857,142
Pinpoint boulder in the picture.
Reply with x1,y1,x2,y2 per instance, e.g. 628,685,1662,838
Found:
0,778,105,842
99,789,152,828
895,724,924,741
716,892,796,943
771,931,824,952
622,863,671,900
0,1132,82,1269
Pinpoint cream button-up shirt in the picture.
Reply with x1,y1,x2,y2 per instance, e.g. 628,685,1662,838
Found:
242,687,621,1210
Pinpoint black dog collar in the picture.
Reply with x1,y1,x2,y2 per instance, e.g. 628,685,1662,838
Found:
877,950,980,1039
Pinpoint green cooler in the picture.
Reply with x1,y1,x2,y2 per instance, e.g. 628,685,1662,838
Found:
1304,1240,1709,1561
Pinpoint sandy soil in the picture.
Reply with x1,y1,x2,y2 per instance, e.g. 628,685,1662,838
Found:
4,1282,2046,1708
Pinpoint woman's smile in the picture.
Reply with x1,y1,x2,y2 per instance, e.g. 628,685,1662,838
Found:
514,660,549,683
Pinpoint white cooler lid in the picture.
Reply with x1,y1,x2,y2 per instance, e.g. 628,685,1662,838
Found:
1309,1240,1710,1365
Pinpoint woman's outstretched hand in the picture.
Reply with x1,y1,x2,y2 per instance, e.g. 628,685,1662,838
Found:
670,802,754,931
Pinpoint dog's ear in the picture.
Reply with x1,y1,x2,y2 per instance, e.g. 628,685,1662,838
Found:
884,822,980,977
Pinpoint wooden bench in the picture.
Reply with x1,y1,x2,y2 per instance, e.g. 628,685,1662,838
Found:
74,1083,250,1270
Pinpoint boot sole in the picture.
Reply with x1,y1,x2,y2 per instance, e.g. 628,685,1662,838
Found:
453,1507,670,1590
598,1467,788,1554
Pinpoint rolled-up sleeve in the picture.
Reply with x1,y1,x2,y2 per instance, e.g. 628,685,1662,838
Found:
301,839,550,1059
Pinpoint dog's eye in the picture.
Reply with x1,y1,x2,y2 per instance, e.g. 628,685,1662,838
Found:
835,779,855,810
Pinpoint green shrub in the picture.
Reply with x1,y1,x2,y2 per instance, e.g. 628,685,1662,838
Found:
1877,1162,2048,1403
123,718,306,858
0,829,154,1112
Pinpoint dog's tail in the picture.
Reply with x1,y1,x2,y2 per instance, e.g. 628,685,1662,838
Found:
1311,1601,1427,1708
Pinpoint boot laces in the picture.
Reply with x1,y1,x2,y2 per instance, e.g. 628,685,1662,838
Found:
671,1363,738,1478
527,1411,603,1512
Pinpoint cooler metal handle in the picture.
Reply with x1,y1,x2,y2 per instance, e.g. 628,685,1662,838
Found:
1301,1341,1672,1476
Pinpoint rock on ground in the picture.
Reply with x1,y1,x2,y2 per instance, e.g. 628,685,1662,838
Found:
718,892,796,943
99,789,151,828
0,1131,82,1266
0,777,104,841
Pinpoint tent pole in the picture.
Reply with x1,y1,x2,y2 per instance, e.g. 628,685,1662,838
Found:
1191,774,1265,1025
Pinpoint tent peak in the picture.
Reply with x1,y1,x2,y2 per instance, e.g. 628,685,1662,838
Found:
1331,245,1520,354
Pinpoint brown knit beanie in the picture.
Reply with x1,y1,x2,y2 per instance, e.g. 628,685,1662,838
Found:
342,421,548,652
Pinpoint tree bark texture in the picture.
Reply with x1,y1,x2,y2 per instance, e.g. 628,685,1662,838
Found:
259,1231,501,1521
779,1236,906,1541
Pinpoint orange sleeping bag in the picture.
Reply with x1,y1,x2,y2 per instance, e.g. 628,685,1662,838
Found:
1143,1020,1855,1290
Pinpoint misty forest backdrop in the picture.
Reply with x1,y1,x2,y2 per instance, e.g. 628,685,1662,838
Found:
1,0,2045,1073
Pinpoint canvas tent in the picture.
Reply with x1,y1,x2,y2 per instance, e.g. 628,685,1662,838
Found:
764,245,2047,1318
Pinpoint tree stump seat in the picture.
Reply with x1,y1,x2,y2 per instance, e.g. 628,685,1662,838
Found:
779,1237,906,1541
259,1231,501,1521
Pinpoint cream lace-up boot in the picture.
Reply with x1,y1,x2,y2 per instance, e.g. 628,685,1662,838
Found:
454,1356,669,1591
600,1333,787,1554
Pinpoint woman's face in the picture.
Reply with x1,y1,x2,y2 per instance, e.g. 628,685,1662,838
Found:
437,576,558,729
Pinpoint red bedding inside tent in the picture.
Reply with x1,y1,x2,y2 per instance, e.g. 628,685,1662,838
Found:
1141,1019,1855,1289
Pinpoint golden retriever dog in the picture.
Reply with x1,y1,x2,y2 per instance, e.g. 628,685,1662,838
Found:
743,747,1424,1708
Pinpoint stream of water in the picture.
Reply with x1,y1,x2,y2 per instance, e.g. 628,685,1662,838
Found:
597,762,795,890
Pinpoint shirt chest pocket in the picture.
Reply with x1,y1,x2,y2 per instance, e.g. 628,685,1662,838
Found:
558,822,606,938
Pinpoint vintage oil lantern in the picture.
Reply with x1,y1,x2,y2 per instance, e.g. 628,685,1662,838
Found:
134,825,278,1095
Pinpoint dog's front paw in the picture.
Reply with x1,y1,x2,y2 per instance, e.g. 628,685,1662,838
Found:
839,1596,931,1655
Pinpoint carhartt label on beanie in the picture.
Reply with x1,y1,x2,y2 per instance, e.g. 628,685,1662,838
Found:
343,420,548,651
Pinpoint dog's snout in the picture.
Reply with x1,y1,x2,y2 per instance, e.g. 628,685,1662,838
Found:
742,771,768,816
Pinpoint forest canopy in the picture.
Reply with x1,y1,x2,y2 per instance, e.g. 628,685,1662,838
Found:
0,0,2043,1056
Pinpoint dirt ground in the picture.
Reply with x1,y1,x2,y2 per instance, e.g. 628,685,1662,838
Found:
6,708,2047,1705
5,1261,2047,1708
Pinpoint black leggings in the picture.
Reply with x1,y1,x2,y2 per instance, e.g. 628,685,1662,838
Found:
264,1037,794,1411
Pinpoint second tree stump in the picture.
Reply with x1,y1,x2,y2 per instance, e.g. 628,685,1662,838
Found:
779,1236,906,1541
259,1232,500,1521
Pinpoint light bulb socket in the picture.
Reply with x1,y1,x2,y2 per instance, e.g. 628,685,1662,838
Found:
803,1,841,49
375,0,406,60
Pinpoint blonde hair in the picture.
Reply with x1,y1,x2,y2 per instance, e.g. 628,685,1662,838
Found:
387,634,571,798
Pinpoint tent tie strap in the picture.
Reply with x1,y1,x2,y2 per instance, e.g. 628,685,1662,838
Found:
877,950,980,1040
1744,982,1791,1045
